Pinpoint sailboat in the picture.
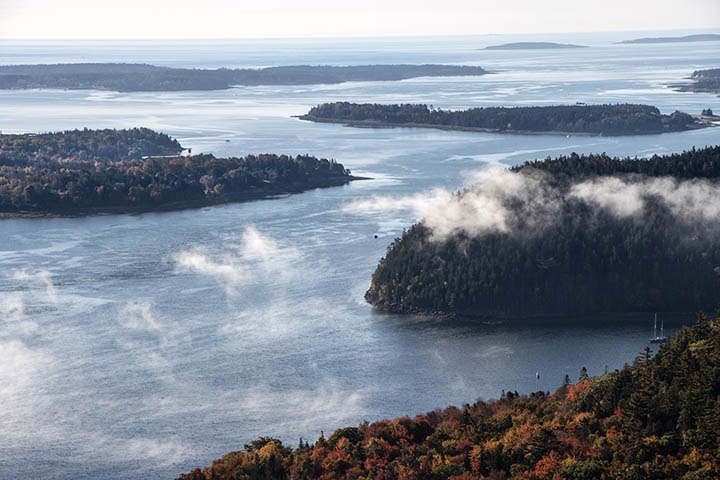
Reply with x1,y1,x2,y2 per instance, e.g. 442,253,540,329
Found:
650,313,668,344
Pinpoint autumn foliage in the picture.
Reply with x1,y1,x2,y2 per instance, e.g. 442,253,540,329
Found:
177,314,720,480
0,128,353,214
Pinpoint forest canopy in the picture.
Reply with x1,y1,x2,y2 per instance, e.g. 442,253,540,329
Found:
365,146,720,317
0,127,182,167
0,63,488,92
302,102,707,136
0,128,355,216
176,316,720,480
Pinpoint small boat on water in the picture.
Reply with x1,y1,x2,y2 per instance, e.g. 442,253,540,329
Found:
650,313,668,344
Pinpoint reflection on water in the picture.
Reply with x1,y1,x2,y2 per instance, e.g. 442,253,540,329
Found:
0,34,718,479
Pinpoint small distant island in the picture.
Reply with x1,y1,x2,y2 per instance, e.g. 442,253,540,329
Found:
0,63,489,92
484,42,587,50
366,146,720,317
619,33,720,44
675,68,720,95
0,128,359,218
299,102,711,136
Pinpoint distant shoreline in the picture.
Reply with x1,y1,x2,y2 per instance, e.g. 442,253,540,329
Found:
673,83,720,96
619,34,720,44
0,176,367,219
364,293,701,321
672,68,720,96
483,42,587,50
297,115,714,137
0,63,489,92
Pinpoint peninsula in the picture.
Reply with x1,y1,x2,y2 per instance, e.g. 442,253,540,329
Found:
0,128,359,217
484,41,587,49
0,63,489,92
365,146,720,317
675,68,720,95
300,102,710,136
619,33,720,44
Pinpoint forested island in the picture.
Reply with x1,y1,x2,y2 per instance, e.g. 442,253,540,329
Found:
0,63,488,92
0,128,357,217
484,42,587,50
675,68,720,95
300,102,710,136
619,34,720,44
177,317,720,480
366,146,720,317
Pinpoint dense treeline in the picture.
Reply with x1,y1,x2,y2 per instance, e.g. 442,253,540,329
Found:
0,63,488,92
0,128,182,167
0,129,354,215
693,68,720,78
177,316,720,480
303,102,704,135
678,68,720,94
511,146,720,178
366,147,720,316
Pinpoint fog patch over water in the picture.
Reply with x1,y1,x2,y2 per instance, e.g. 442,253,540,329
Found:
79,433,191,468
174,225,300,297
343,188,454,219
0,268,195,469
10,268,58,302
0,271,60,440
0,293,37,338
0,245,368,474
0,339,56,438
241,379,369,432
166,225,373,436
172,225,325,340
115,301,189,374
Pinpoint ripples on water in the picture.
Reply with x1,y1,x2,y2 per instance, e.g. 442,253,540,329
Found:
0,33,717,479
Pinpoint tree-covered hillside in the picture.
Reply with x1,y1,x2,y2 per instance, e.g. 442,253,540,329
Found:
0,128,182,167
366,147,720,316
0,129,354,216
509,146,720,178
302,102,706,136
177,315,720,479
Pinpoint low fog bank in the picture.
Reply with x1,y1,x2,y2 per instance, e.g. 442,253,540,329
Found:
344,166,720,242
0,227,374,479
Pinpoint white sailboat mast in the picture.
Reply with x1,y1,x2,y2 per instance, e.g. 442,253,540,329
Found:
654,313,657,338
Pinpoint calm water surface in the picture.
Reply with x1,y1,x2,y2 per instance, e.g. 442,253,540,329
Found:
0,32,719,479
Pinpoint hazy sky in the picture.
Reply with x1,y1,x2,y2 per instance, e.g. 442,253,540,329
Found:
1,0,719,39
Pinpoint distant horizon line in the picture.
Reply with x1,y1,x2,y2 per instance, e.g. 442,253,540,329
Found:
1,27,718,42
